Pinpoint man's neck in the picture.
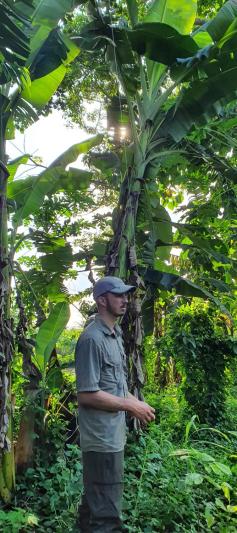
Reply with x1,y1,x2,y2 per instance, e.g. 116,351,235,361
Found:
97,311,117,332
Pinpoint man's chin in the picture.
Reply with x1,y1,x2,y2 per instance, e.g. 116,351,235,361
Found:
115,310,127,317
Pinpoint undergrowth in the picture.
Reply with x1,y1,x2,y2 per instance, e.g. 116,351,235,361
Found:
1,386,237,532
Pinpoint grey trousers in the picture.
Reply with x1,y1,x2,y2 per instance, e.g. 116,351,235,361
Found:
78,450,124,533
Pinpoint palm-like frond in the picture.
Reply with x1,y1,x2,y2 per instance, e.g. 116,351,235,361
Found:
0,0,30,83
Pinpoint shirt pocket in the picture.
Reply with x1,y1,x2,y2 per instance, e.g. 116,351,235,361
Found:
101,361,121,383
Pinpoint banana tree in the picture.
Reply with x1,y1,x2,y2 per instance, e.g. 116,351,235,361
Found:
0,0,86,502
74,0,237,397
7,133,102,471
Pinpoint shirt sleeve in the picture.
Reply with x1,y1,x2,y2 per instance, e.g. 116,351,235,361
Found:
75,336,102,393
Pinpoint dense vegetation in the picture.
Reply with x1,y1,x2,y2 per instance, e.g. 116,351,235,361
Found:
1,0,237,531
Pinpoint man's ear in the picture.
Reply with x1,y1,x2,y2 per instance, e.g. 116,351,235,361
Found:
97,295,107,308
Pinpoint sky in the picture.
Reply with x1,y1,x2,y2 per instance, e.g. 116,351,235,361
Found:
8,109,89,169
7,110,93,328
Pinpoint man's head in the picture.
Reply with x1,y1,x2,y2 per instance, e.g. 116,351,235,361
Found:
93,276,136,318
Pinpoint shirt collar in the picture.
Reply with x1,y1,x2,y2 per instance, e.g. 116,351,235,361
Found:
95,314,122,337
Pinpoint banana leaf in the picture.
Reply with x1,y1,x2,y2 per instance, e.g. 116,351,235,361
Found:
0,1,30,68
7,154,30,182
40,244,74,274
34,302,70,374
22,33,79,107
160,64,237,142
141,267,231,316
50,134,103,168
204,0,237,42
128,22,198,65
8,136,102,223
144,0,197,34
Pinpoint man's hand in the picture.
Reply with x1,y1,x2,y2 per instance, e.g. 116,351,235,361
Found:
125,397,155,424
78,390,155,424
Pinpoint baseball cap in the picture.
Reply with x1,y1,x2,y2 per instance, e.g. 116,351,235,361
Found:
93,276,136,299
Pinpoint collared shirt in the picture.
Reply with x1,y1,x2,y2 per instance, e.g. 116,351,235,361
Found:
75,314,129,452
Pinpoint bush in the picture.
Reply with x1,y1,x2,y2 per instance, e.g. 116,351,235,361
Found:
15,444,83,532
158,302,237,425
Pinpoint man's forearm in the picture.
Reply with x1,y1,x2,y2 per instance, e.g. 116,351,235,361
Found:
78,390,130,412
78,390,156,423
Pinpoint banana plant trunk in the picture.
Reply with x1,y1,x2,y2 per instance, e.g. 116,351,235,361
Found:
15,293,42,472
0,126,15,502
106,138,149,400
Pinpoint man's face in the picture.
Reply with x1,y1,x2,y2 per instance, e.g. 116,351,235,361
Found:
101,292,129,317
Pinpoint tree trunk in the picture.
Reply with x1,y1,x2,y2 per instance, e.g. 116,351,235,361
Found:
105,165,146,401
14,293,42,472
0,131,15,502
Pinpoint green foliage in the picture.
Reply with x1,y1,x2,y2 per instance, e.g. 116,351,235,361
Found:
123,401,237,532
57,328,80,368
0,1,81,139
0,508,38,532
3,0,237,523
34,302,70,374
6,374,237,532
0,1,30,83
144,0,197,33
159,302,237,424
15,444,83,532
8,135,102,225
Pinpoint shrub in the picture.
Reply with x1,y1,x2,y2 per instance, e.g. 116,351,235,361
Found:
158,302,237,424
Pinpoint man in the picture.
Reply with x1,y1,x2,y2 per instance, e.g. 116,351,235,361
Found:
75,276,155,532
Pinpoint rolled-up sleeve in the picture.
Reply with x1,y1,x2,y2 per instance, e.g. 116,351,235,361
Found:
75,337,102,393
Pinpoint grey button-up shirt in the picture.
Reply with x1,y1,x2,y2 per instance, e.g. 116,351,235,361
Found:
75,315,129,452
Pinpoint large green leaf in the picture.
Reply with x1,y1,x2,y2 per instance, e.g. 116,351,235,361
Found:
155,205,173,260
161,63,237,142
128,23,198,65
218,18,237,52
30,0,80,27
34,302,70,373
50,134,103,168
14,0,79,27
7,154,30,182
8,166,92,223
8,167,67,223
17,0,83,64
40,244,74,274
143,204,173,264
0,1,30,68
46,367,64,392
29,30,69,80
89,151,121,174
157,238,234,268
46,274,69,303
204,0,237,42
144,0,197,35
0,1,30,86
8,136,102,223
141,268,230,315
155,221,233,267
142,294,155,336
127,0,138,26
60,167,93,190
189,0,237,68
73,20,112,53
22,33,79,107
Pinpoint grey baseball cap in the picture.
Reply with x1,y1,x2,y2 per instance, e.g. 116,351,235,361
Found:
93,276,136,299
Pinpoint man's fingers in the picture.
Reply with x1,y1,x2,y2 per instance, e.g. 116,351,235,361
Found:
146,411,155,422
142,413,155,423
